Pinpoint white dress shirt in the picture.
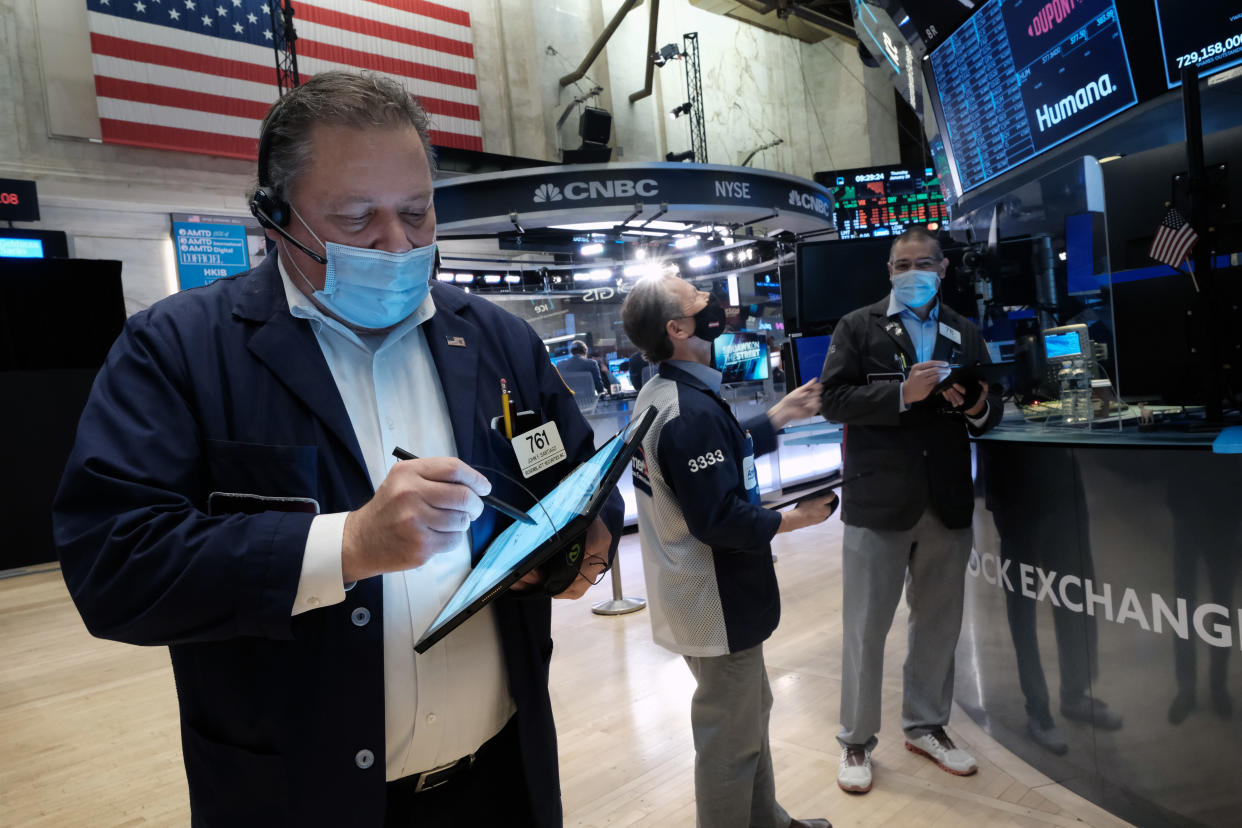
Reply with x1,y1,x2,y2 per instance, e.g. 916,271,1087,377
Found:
278,260,515,781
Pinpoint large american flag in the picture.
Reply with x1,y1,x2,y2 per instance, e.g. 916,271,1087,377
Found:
84,0,482,160
1148,206,1199,269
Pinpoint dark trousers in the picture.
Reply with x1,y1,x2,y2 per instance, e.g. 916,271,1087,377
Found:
384,717,535,828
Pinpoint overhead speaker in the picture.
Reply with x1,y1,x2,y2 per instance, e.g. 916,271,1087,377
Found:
578,106,613,146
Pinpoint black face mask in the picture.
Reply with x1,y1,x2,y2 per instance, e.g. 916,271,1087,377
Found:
691,298,727,342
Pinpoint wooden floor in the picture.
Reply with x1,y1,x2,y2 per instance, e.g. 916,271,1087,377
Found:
0,513,1135,827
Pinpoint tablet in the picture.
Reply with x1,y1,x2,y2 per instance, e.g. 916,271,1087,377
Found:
931,361,1013,395
414,405,657,653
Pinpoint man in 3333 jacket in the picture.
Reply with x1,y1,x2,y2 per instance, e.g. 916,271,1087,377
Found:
621,274,835,828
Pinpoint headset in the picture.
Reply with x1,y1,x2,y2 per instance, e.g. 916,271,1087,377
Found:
248,109,328,265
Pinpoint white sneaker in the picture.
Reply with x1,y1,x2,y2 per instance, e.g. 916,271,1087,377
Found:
837,746,872,793
905,729,978,776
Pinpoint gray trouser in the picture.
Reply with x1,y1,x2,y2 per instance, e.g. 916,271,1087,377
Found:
684,644,791,828
837,509,973,751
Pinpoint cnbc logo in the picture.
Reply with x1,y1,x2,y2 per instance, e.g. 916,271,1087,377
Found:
533,179,658,203
533,183,563,202
788,188,831,216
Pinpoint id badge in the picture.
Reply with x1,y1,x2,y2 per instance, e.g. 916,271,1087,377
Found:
512,420,568,479
742,431,760,504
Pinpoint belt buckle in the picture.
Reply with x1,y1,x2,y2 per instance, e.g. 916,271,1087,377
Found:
413,754,474,793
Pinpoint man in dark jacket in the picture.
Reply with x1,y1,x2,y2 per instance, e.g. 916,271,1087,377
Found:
53,71,619,828
819,227,1002,794
622,274,835,828
559,339,605,393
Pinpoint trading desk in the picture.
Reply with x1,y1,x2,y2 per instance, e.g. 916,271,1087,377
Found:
961,413,1242,828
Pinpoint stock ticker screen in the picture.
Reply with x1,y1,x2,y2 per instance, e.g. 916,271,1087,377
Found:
1155,0,1242,88
820,166,949,240
927,0,1138,193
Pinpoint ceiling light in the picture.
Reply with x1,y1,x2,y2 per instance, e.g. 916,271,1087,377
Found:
453,273,475,283
580,242,604,256
669,102,693,120
579,268,613,281
634,248,647,260
674,236,698,249
688,255,711,269
504,274,522,284
482,274,502,284
436,272,455,282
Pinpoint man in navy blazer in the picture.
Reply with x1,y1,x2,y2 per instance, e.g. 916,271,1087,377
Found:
53,71,620,827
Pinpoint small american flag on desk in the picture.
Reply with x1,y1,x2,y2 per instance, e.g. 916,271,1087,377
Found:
1148,206,1199,269
84,0,482,160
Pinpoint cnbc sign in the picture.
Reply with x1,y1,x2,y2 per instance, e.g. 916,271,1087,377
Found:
788,187,832,218
532,178,659,203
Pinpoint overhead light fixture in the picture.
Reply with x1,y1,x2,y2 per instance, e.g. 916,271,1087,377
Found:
652,43,682,67
687,255,711,269
665,150,695,163
453,273,475,284
503,274,522,284
579,268,613,281
580,242,605,256
668,102,693,120
436,272,455,282
634,247,647,260
482,274,502,284
674,236,698,249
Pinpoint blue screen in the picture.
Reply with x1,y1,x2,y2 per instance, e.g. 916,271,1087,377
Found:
1045,331,1083,360
418,415,644,644
0,237,45,258
713,332,769,383
793,334,832,386
928,0,1138,193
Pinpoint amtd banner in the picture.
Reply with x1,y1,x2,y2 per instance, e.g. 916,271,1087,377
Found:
172,218,251,290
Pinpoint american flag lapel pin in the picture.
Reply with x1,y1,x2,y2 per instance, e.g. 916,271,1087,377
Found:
446,335,467,348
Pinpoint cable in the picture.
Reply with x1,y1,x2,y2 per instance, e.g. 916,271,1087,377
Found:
795,43,836,169
815,38,932,162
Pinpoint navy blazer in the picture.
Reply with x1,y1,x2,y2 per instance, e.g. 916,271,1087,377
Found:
53,255,621,827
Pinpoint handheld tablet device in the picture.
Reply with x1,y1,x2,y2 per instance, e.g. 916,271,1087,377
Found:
931,361,1012,395
414,406,658,653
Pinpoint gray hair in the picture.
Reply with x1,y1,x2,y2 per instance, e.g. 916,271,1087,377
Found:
257,71,436,202
888,226,943,262
621,277,682,363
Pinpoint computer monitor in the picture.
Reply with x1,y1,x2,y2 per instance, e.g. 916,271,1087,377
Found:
1042,324,1090,362
1153,0,1242,88
712,331,770,383
788,333,832,388
795,237,894,328
608,358,635,392
924,0,1139,194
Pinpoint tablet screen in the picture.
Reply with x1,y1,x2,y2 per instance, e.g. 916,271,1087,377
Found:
418,414,646,644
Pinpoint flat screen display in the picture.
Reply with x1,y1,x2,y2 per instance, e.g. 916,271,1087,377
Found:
817,165,949,240
607,358,635,392
926,0,1138,193
790,334,832,387
1044,330,1083,360
713,332,770,383
1154,0,1242,88
0,238,44,258
795,237,894,327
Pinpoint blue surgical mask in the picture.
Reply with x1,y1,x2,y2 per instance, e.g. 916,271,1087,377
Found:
287,209,436,330
891,269,940,309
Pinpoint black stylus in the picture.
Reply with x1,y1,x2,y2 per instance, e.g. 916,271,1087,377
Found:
391,447,537,525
